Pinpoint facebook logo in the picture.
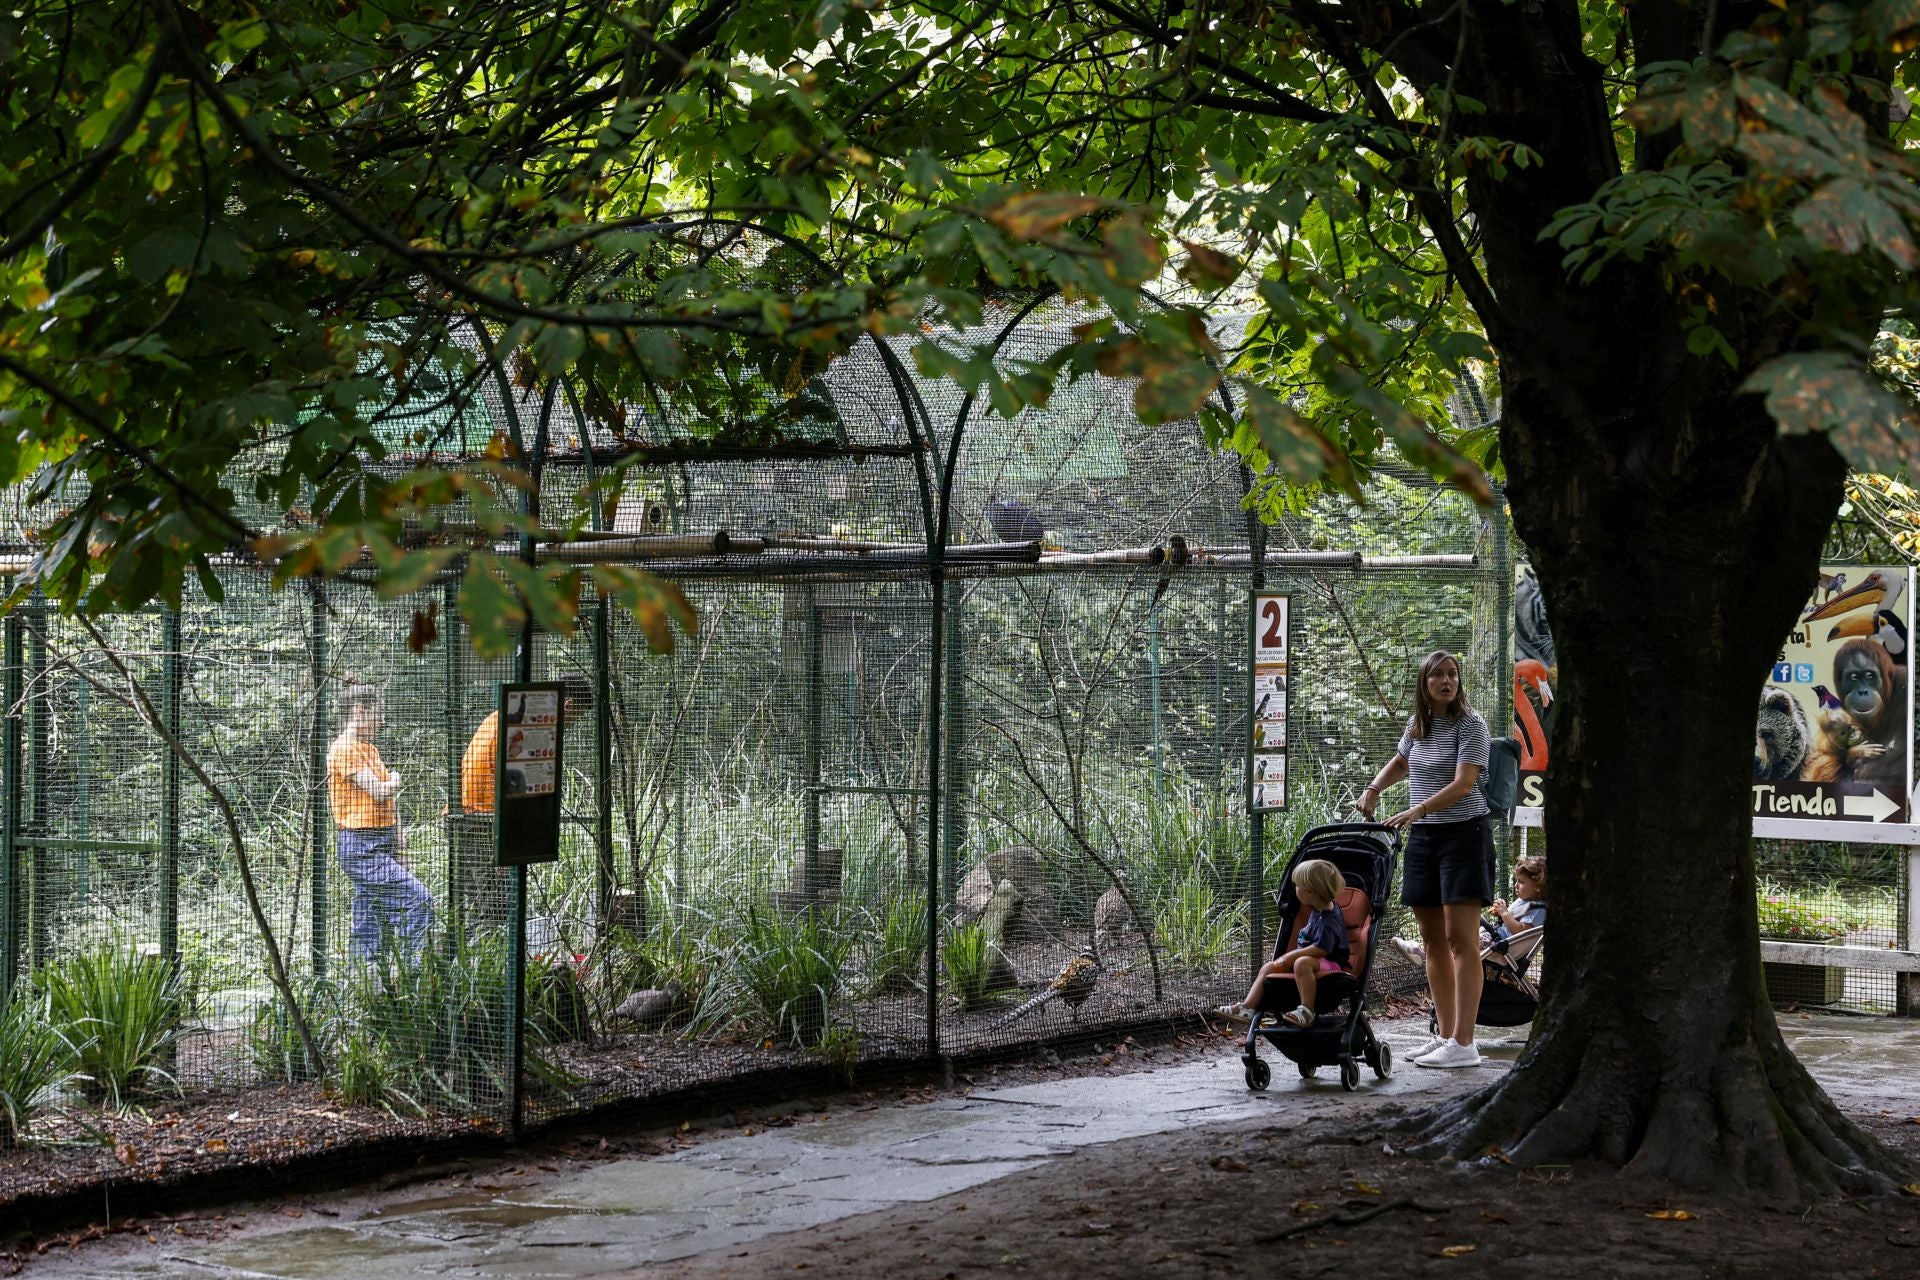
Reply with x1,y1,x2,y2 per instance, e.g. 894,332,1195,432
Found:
1774,662,1793,682
1794,663,1815,684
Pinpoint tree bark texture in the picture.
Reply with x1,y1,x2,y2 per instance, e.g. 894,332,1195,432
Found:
1380,0,1911,1195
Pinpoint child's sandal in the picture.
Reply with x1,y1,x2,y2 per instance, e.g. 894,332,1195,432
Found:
1281,1005,1315,1028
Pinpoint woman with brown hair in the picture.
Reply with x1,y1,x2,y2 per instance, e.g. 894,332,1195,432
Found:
1356,650,1495,1069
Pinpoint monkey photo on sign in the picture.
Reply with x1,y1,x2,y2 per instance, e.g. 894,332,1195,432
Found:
1809,638,1907,785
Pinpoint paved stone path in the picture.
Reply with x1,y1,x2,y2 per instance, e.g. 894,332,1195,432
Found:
32,1015,1918,1279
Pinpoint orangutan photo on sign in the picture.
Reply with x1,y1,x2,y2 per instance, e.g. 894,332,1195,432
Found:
1751,565,1913,826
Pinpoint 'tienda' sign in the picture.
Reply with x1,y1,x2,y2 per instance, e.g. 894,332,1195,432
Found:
1514,564,1914,836
1751,564,1912,827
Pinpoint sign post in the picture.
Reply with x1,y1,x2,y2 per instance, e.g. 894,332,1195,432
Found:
494,682,567,868
1249,593,1291,812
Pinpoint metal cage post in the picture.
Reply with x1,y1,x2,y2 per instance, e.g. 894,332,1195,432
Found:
1,606,21,998
594,594,614,925
1246,514,1267,979
159,608,183,963
939,580,967,911
804,587,823,872
26,598,47,968
307,587,330,977
1491,485,1514,882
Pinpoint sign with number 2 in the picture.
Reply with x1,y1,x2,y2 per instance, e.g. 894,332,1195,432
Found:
1249,593,1290,812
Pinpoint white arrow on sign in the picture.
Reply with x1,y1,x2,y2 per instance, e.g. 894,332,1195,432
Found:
1841,789,1902,823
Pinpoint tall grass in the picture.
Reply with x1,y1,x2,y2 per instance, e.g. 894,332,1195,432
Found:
942,922,1015,1010
862,896,926,996
41,946,190,1108
0,994,81,1148
725,906,853,1047
1155,870,1242,972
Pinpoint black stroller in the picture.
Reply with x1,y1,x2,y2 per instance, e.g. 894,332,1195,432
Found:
1427,918,1546,1032
1242,823,1398,1092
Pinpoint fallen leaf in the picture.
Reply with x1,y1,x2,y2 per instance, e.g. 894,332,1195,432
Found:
1440,1245,1477,1258
1646,1209,1696,1221
1481,1212,1511,1224
115,1143,139,1167
1349,1180,1382,1196
1209,1155,1250,1172
202,1139,228,1155
1901,1183,1920,1196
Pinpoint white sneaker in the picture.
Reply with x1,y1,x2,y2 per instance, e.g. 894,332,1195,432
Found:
1391,937,1427,964
1415,1040,1482,1069
1407,1034,1450,1061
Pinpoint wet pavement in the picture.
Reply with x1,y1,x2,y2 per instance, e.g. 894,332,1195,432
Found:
26,1015,1918,1279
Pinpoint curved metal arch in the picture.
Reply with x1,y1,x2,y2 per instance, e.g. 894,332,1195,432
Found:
935,287,1251,553
550,216,941,552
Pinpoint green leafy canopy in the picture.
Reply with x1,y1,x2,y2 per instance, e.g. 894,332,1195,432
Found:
2,1,1917,635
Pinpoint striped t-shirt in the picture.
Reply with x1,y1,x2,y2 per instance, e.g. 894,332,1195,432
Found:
1395,711,1491,824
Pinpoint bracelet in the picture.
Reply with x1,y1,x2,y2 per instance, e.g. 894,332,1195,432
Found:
1362,784,1379,796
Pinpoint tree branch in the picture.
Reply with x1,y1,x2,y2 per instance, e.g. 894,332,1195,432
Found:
67,615,327,1079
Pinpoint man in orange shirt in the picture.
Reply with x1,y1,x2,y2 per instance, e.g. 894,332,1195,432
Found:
328,684,432,958
451,675,593,928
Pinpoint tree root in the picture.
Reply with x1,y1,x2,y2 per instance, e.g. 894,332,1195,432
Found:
1394,1025,1912,1199
1254,1196,1454,1243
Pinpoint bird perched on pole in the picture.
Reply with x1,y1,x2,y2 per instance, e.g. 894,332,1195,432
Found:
986,496,1045,544
993,947,1102,1028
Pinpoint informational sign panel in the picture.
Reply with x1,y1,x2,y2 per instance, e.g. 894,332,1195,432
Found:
494,682,567,867
1249,593,1290,812
1753,565,1913,828
1511,563,1915,837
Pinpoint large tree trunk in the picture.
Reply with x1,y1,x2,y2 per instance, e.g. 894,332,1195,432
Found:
1404,382,1908,1195
1379,0,1913,1198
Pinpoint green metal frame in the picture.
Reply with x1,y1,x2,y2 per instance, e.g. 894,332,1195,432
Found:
1,603,20,999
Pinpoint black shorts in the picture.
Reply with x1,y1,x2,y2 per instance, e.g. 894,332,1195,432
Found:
1401,816,1495,909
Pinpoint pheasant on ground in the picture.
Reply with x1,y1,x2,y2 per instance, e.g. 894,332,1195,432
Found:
992,947,1102,1028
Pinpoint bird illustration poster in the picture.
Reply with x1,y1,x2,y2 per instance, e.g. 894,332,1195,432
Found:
1753,565,1913,827
1249,593,1290,812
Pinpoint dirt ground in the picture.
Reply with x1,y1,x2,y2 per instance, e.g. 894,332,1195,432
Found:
648,1103,1920,1280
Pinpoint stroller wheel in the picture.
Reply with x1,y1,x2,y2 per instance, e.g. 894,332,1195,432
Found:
1339,1057,1360,1092
1296,1062,1317,1080
1372,1042,1393,1080
1244,1057,1272,1092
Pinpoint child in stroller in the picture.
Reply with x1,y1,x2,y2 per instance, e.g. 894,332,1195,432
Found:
1395,857,1547,1035
1393,856,1546,966
1236,859,1349,1029
1238,823,1398,1093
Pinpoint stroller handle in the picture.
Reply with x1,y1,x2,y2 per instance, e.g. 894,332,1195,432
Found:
1298,820,1402,850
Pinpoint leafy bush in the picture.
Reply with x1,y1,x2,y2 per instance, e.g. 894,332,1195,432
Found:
1756,895,1848,942
335,1029,390,1109
41,946,189,1108
862,896,925,996
0,994,81,1148
1154,870,1240,972
336,936,572,1115
814,1023,861,1087
728,906,852,1047
246,978,342,1084
942,922,1015,1010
